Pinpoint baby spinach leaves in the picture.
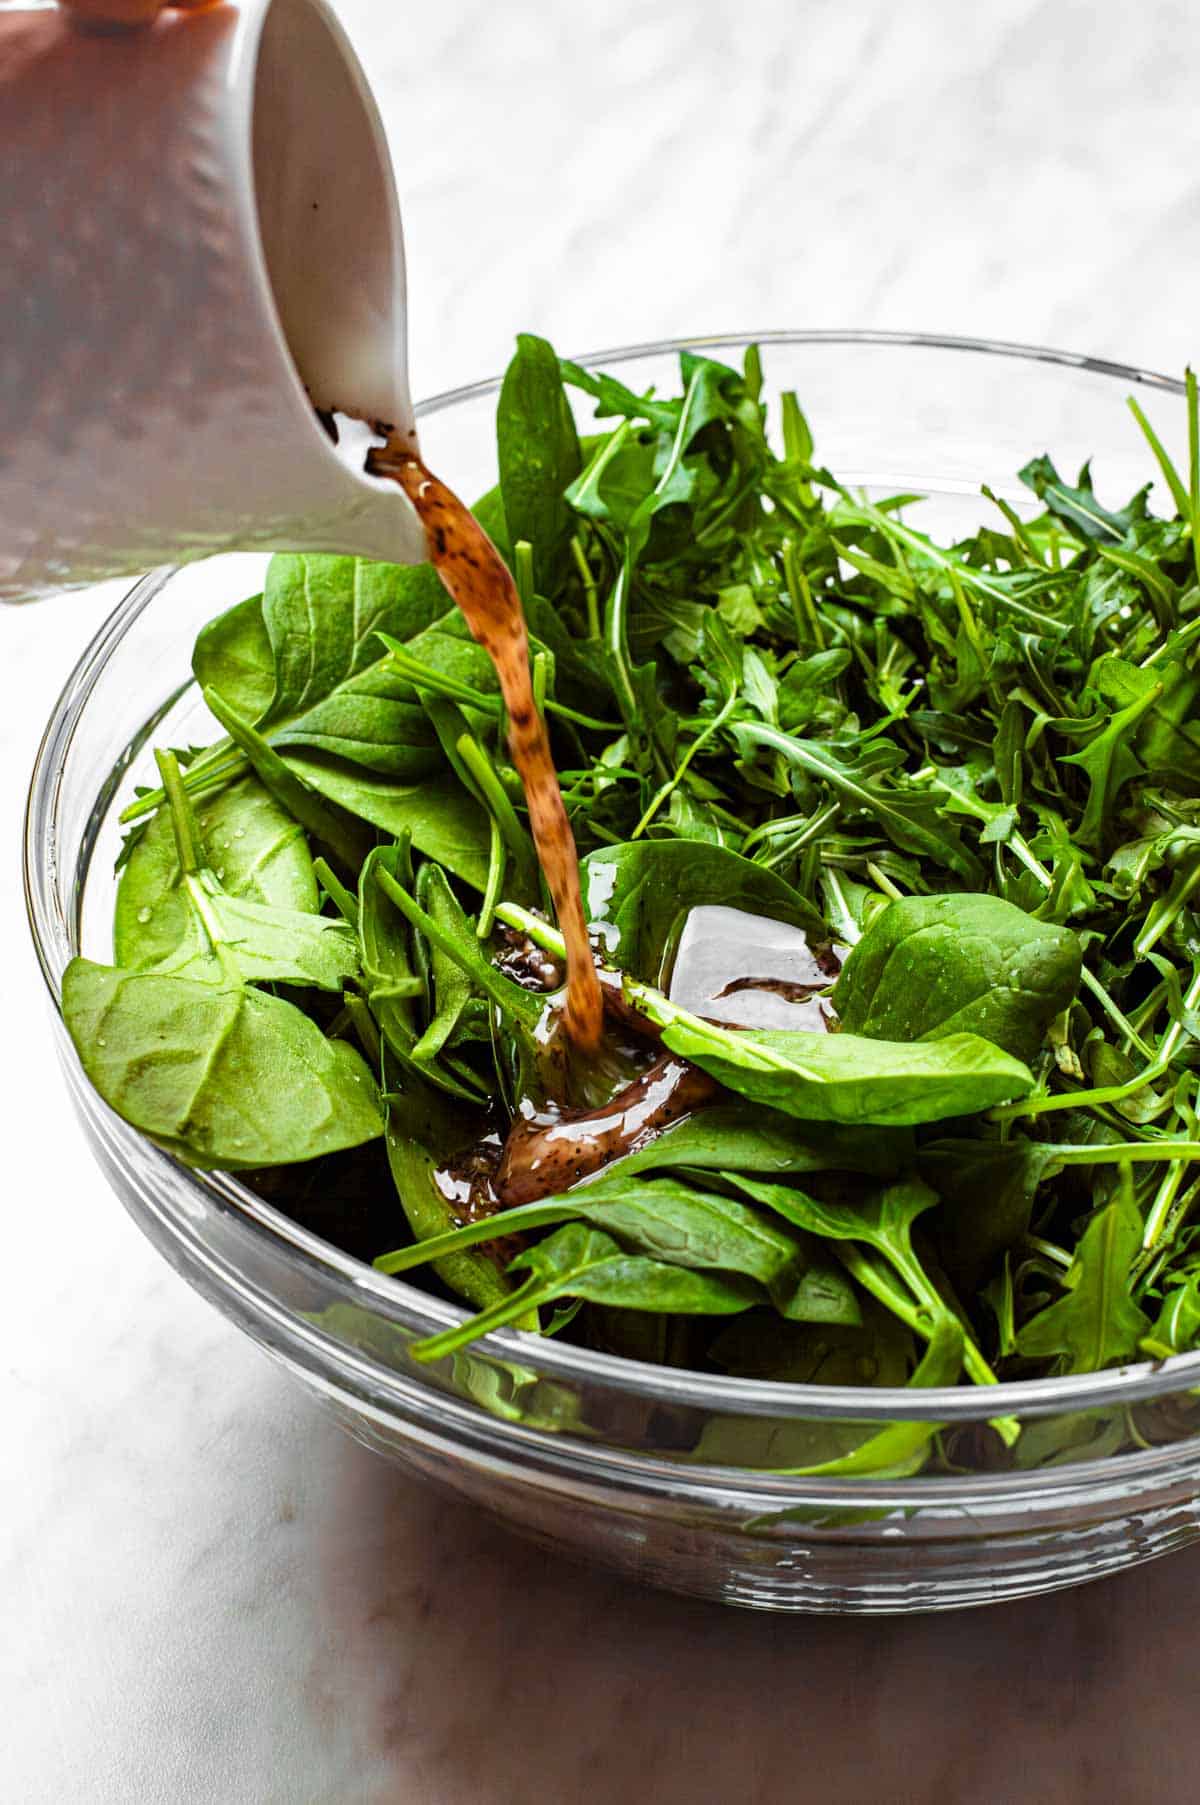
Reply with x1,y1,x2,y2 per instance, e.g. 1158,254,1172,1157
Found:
63,963,383,1168
279,755,491,889
597,1105,910,1183
377,1170,860,1327
582,839,823,983
495,897,1033,1124
409,1224,760,1364
76,338,1200,1472
833,892,1081,1062
356,844,489,1102
114,773,317,969
497,332,582,592
65,751,382,1168
658,1017,1032,1126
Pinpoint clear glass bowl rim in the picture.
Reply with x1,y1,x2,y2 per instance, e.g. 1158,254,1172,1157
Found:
24,327,1200,1431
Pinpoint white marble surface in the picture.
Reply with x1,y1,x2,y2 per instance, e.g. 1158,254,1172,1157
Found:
7,1,1200,1797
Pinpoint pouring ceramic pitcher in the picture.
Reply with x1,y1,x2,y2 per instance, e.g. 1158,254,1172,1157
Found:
0,0,426,601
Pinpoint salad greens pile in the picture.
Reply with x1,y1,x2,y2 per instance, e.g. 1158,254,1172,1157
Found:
64,336,1200,1469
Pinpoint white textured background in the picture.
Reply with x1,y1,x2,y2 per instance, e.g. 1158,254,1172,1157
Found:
6,2,1200,1799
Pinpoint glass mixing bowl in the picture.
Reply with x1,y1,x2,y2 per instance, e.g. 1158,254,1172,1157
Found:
26,333,1200,1613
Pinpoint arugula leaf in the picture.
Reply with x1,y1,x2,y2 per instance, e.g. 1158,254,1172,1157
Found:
761,1317,964,1479
1059,659,1164,849
728,1173,1008,1400
1016,1186,1153,1373
1145,1270,1200,1355
1019,455,1148,543
384,1078,516,1314
732,723,983,884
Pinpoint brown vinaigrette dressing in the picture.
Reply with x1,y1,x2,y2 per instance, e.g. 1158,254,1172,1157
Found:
496,1056,719,1206
367,439,604,1051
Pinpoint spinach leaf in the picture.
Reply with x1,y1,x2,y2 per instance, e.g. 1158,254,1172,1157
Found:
190,560,452,784
709,1301,914,1384
120,750,360,992
192,594,275,722
162,874,360,991
409,1224,760,1363
374,864,543,1031
582,839,824,983
62,960,382,1168
358,843,420,1049
919,1136,1058,1293
410,864,491,1064
508,1221,761,1314
695,1307,946,1475
377,1170,860,1326
833,892,1081,1062
258,553,451,720
660,1017,1032,1126
281,754,491,890
135,504,511,830
497,333,582,592
254,663,439,779
599,1104,910,1183
496,897,1034,1125
114,774,317,969
203,687,375,873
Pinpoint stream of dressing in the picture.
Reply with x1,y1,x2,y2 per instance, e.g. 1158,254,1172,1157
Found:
366,436,604,1052
360,433,835,1211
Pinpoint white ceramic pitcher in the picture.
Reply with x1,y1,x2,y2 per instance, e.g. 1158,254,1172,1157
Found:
0,0,426,602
